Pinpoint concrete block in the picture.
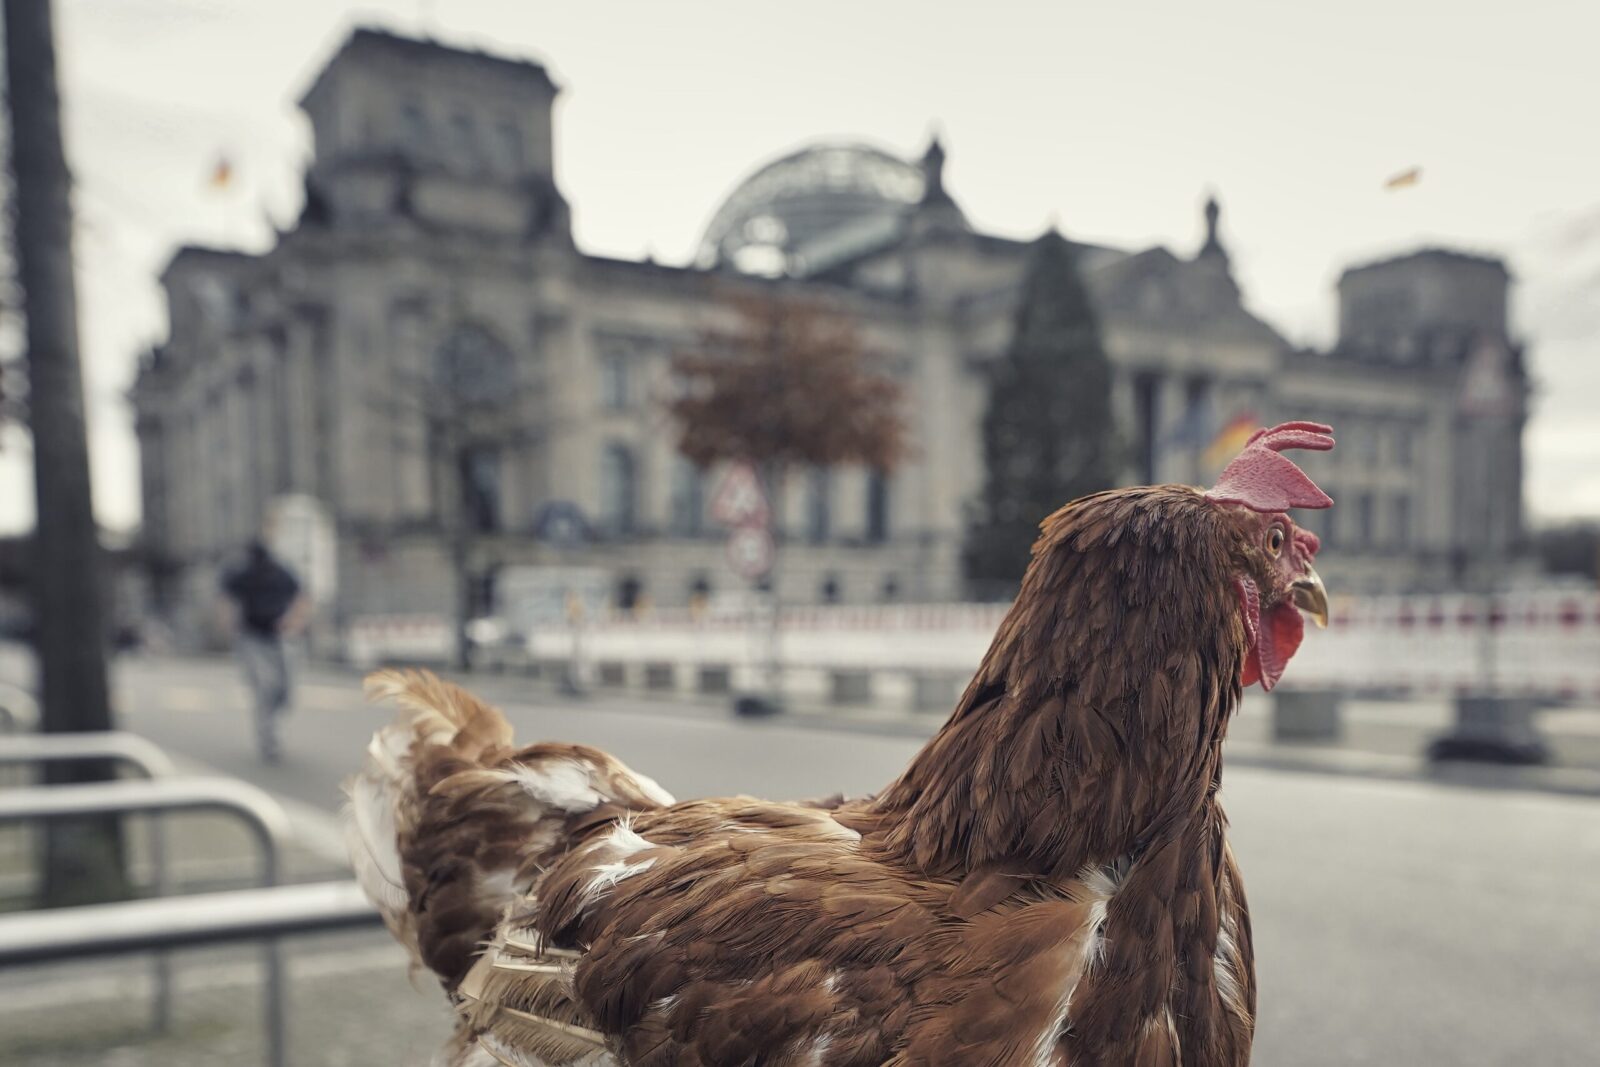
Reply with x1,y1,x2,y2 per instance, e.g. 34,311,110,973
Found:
697,666,732,695
1272,688,1343,743
1428,695,1548,764
912,673,962,714
829,670,873,706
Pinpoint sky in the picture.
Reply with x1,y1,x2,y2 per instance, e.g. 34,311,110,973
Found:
3,0,1598,531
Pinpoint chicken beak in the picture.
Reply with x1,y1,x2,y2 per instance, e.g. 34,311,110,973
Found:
1290,566,1329,629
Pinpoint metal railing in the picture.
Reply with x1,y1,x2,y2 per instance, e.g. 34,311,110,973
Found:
0,730,178,779
0,776,300,1067
0,879,382,1066
0,878,380,964
0,731,182,1030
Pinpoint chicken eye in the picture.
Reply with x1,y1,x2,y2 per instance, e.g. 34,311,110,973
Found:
1266,527,1285,557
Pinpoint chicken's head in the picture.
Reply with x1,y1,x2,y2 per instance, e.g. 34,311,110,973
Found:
1204,421,1334,692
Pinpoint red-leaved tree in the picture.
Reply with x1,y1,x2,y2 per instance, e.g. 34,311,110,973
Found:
668,287,908,709
670,288,908,511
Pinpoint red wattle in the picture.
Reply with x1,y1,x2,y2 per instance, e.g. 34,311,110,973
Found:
1256,602,1305,692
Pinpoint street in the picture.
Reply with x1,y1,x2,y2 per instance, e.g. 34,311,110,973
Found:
9,649,1600,1065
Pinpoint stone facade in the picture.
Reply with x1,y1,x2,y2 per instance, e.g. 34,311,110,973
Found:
130,29,1529,638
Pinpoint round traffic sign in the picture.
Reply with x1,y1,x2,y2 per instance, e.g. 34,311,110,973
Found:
726,525,775,580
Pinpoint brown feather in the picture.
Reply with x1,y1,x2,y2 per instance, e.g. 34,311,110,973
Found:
353,485,1291,1066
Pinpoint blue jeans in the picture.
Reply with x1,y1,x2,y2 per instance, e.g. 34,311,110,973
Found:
236,631,291,758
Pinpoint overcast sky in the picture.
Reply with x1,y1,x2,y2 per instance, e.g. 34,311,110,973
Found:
3,0,1598,531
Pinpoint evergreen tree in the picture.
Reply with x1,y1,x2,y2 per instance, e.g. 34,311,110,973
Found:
965,230,1118,595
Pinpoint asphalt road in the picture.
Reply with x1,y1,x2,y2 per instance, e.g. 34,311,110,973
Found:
22,651,1600,1065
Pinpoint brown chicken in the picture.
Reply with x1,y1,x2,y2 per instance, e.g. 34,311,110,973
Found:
346,421,1335,1067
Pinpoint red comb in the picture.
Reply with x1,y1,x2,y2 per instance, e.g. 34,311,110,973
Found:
1204,421,1335,512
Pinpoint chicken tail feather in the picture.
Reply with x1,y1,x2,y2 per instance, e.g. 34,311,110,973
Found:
344,668,673,997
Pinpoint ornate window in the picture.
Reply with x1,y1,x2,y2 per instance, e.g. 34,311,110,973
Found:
1392,494,1412,549
670,456,705,537
600,353,630,411
806,467,832,544
461,445,502,533
865,468,890,543
600,443,638,535
1355,492,1375,549
434,323,514,404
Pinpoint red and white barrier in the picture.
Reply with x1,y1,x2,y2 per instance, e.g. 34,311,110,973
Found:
345,614,455,668
1290,592,1600,698
347,592,1600,699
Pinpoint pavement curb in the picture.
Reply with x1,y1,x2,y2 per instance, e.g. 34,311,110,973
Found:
756,703,1600,799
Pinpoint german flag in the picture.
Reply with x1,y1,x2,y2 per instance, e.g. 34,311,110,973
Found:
1202,412,1258,472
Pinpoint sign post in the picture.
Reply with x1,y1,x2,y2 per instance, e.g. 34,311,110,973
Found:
1427,338,1544,764
711,462,781,714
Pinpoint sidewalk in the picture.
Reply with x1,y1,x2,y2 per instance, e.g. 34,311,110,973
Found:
0,753,453,1066
0,928,452,1067
764,687,1600,797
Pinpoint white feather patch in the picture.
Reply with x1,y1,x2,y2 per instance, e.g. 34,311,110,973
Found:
795,1032,834,1067
508,759,604,813
629,769,675,807
1031,857,1131,1067
1215,922,1244,1011
582,821,660,903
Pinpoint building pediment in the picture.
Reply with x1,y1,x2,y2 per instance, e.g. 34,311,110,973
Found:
1084,246,1283,347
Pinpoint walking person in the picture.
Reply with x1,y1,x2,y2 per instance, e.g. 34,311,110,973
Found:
220,541,306,762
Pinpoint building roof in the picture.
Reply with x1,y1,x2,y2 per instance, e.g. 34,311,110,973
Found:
695,141,948,277
298,27,558,108
1339,246,1508,281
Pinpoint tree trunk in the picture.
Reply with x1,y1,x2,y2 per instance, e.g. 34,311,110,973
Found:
760,464,784,707
4,0,125,904
450,517,473,671
449,443,473,671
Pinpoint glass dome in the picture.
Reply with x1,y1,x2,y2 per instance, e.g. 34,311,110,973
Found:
695,142,936,277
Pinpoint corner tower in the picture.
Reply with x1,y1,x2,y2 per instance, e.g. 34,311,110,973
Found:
296,28,568,240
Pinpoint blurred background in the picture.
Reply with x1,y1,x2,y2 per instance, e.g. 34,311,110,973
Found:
1,2,1598,1065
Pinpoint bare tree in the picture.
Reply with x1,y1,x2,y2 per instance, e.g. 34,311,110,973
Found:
4,0,123,904
378,323,541,670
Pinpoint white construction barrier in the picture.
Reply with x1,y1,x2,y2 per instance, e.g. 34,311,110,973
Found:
344,592,1600,701
344,615,454,669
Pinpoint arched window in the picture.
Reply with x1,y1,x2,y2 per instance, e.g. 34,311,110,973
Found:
600,443,637,535
670,456,705,537
434,323,514,404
